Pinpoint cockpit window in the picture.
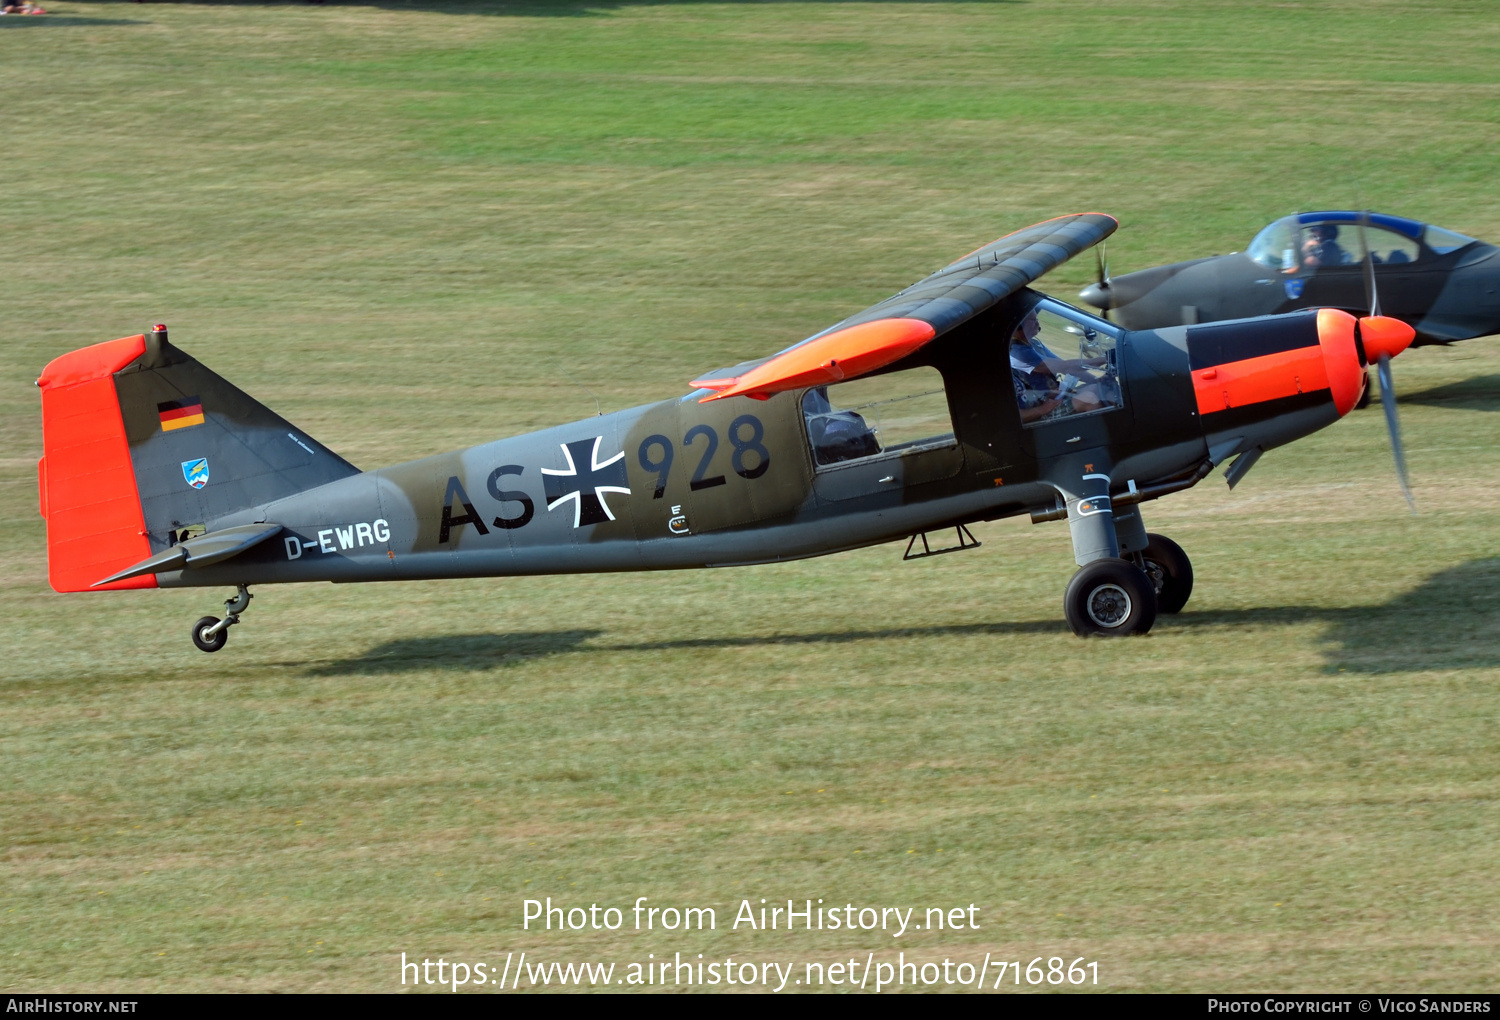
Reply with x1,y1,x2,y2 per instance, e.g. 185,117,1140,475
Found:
1358,225,1421,266
1248,216,1300,270
1253,215,1428,270
1425,224,1477,255
1010,303,1124,425
803,366,954,467
1299,221,1424,269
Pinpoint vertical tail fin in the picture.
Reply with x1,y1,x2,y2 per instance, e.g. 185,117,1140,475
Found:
38,327,359,592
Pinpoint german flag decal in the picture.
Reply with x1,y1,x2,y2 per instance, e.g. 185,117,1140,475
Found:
158,396,205,432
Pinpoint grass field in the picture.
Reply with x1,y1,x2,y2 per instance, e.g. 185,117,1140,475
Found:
4,0,1500,993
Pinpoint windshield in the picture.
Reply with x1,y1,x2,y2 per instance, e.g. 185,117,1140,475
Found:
1425,224,1477,254
1247,216,1299,269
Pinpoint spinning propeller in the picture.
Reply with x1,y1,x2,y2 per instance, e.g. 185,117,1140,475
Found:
1356,210,1416,511
1092,241,1112,320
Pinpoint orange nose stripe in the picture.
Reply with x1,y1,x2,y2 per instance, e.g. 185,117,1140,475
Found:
1192,344,1328,415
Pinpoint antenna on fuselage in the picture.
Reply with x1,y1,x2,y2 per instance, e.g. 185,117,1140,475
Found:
561,366,603,417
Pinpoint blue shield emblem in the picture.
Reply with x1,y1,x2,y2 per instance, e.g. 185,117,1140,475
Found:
1284,278,1305,300
181,458,209,489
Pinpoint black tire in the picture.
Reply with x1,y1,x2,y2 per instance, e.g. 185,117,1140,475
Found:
1140,533,1194,614
1064,558,1157,637
192,616,228,653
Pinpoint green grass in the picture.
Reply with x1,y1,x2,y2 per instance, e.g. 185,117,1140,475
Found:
4,0,1500,992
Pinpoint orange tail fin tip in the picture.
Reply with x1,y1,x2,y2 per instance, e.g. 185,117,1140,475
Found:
37,335,156,592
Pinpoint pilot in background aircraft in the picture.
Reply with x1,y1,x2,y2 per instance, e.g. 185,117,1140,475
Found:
1078,210,1496,343
1299,224,1351,269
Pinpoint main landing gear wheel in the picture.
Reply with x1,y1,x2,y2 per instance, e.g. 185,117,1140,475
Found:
1064,557,1157,637
1139,533,1194,615
192,616,228,653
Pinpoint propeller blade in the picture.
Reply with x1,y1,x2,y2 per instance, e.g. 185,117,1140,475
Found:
1093,244,1111,321
1376,352,1415,511
1358,210,1381,318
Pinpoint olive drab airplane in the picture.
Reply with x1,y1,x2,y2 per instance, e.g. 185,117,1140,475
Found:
1078,210,1500,344
35,213,1419,647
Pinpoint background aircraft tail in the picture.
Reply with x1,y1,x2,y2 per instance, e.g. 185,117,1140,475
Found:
37,326,359,592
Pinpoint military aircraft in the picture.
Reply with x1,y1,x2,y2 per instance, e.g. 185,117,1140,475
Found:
1078,210,1500,345
35,213,1417,645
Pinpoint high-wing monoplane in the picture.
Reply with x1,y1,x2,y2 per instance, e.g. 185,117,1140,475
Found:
1079,210,1500,344
37,214,1417,644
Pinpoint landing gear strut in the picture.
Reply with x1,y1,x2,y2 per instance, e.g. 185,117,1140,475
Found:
1051,472,1194,637
191,585,251,653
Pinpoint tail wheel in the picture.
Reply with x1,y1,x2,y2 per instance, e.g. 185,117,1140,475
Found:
192,616,228,653
1140,533,1194,614
1064,558,1157,637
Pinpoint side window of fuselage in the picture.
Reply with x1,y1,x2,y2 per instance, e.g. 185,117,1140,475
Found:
803,366,954,467
1010,305,1123,426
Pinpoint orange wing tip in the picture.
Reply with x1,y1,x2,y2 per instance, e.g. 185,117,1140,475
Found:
699,388,775,403
1359,315,1415,361
37,334,146,389
695,318,937,403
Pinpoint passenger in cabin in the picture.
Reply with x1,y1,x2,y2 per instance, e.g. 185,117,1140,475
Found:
802,387,881,464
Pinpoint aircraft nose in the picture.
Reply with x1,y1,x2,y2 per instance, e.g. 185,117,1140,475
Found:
1359,315,1415,362
1078,282,1110,310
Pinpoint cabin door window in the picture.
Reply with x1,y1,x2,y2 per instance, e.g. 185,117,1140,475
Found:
1009,305,1124,426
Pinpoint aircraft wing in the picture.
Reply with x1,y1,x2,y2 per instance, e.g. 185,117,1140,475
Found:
691,212,1118,401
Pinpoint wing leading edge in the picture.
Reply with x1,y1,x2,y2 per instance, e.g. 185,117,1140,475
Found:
692,212,1118,402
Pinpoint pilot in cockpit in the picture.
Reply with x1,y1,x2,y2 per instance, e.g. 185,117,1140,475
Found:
1300,224,1350,268
1009,311,1109,423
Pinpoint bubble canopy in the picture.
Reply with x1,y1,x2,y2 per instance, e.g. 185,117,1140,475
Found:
1246,212,1477,269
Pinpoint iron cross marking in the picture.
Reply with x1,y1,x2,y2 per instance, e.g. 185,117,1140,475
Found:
541,436,631,527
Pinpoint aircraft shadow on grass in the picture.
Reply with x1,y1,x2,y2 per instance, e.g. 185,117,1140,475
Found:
0,15,146,24
1170,557,1500,674
1398,374,1500,413
66,0,1020,16
305,620,1064,675
307,558,1500,676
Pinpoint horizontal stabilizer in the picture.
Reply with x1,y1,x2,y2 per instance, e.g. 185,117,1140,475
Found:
92,522,283,586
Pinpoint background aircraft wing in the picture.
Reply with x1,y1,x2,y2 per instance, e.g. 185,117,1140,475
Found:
692,212,1117,401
